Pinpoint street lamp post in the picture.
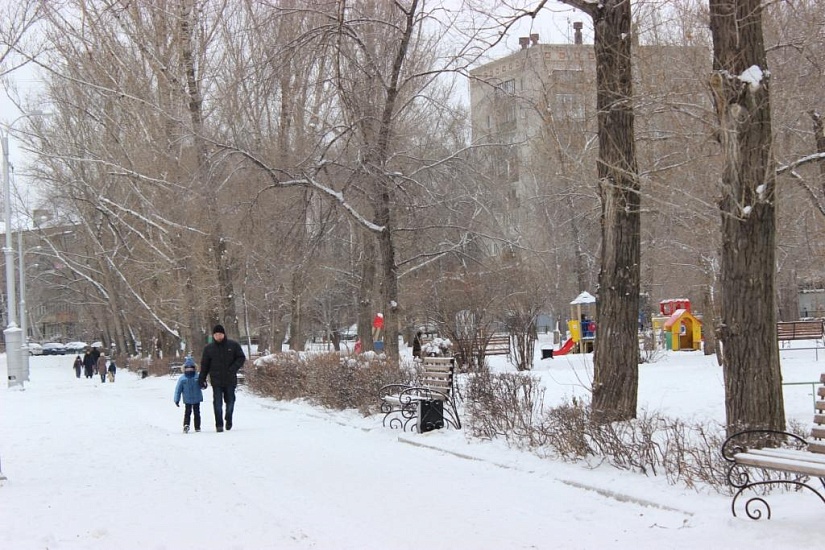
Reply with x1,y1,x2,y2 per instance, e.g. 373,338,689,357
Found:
1,132,23,388
18,231,31,381
2,111,46,389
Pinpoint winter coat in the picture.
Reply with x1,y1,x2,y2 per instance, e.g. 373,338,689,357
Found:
199,337,245,388
97,356,107,375
107,361,117,374
83,353,96,373
412,333,422,358
174,371,204,405
73,357,82,371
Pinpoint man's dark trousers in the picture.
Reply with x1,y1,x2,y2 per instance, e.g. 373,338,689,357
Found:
212,385,236,429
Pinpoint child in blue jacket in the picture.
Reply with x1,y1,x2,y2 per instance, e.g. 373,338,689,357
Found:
174,356,203,433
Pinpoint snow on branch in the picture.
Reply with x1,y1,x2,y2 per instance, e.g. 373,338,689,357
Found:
776,151,825,176
234,148,386,234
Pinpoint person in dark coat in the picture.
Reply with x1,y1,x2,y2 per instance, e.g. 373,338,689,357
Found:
412,331,423,359
107,359,117,382
73,355,82,378
199,325,245,432
82,349,96,379
174,356,203,433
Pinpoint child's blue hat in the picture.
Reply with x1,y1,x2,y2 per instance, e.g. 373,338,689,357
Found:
184,356,196,369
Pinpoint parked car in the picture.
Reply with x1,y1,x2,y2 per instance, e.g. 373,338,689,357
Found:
64,341,89,353
42,342,67,355
28,342,44,355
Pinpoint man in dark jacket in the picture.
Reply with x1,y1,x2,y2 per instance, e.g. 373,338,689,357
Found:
199,324,246,432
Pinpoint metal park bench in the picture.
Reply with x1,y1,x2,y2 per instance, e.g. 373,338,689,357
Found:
378,356,461,433
721,372,825,519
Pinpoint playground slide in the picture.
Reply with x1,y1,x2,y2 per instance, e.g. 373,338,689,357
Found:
554,338,576,356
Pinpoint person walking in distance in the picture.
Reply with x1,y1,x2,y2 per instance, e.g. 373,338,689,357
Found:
174,356,203,433
83,348,96,379
73,355,82,378
97,353,108,383
412,330,423,359
199,325,245,432
107,358,117,382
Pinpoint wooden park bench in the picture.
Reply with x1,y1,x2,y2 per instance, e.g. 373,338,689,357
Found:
777,320,825,358
484,333,511,356
453,333,511,366
720,372,825,519
378,356,461,433
777,320,824,343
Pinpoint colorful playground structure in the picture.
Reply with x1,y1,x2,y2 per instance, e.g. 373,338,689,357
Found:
542,295,703,358
652,299,702,351
542,291,596,358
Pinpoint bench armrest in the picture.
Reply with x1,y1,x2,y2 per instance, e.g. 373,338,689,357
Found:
721,429,809,462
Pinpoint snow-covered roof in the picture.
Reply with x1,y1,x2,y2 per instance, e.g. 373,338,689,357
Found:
570,291,596,305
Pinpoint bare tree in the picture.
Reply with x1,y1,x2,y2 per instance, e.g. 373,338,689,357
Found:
708,0,785,433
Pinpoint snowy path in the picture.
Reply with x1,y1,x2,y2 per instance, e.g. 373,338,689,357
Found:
0,356,819,549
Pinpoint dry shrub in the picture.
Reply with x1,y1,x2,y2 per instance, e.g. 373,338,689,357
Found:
246,351,408,415
466,368,734,491
122,355,175,376
465,366,547,447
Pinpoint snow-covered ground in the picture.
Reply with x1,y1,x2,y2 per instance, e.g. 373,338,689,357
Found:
1,338,823,549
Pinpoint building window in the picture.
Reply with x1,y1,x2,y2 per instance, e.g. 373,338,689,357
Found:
503,104,517,123
555,93,585,120
497,78,515,95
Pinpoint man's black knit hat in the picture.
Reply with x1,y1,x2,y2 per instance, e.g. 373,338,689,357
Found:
213,324,226,335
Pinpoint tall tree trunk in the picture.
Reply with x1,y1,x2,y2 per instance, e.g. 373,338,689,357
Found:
377,199,400,358
813,111,825,190
357,233,377,351
700,282,718,357
180,0,238,337
709,0,785,434
289,269,305,351
589,0,641,422
566,194,590,293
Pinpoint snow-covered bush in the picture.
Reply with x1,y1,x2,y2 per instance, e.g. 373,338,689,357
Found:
422,337,452,357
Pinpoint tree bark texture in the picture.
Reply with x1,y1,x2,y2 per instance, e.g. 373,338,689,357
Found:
813,111,825,190
357,233,377,351
709,0,785,434
590,0,641,422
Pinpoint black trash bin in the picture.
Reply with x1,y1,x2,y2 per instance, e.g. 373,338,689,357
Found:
541,348,554,360
417,399,444,433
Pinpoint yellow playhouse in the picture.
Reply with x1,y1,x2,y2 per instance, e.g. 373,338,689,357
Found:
661,309,702,351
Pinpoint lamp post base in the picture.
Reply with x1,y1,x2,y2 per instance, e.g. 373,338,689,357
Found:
4,326,23,388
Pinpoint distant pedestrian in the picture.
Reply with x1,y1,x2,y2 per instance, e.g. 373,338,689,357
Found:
199,325,245,432
73,355,82,378
83,349,96,379
97,353,108,383
107,358,117,382
174,356,203,433
412,331,423,359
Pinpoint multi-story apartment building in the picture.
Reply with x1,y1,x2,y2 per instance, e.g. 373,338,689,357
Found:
469,23,596,205
468,24,713,307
